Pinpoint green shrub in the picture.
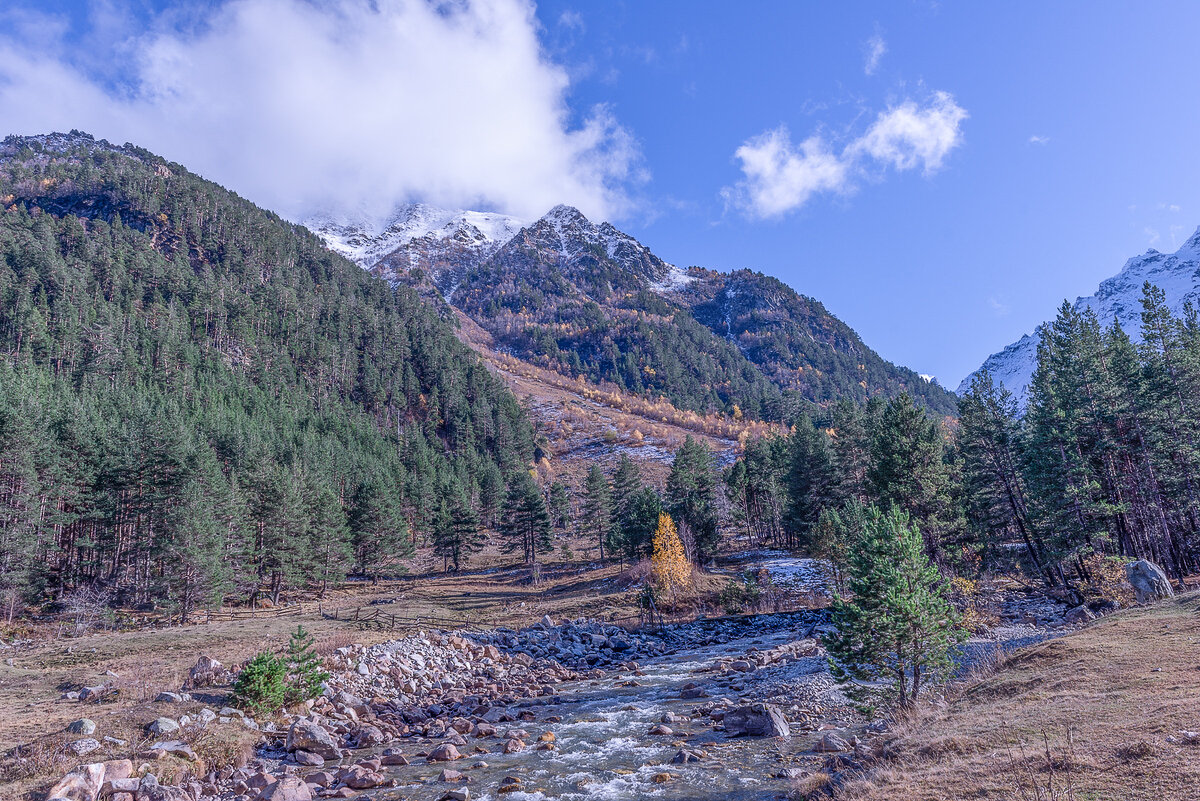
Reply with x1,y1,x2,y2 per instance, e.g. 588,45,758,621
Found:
232,652,287,715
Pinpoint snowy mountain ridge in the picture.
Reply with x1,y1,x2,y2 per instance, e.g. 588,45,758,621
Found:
304,203,528,270
959,226,1200,405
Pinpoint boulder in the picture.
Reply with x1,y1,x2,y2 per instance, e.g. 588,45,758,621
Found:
380,749,409,766
1126,560,1175,603
337,765,385,789
155,692,183,703
502,738,525,754
287,719,341,760
146,718,179,735
46,763,106,801
67,738,101,757
1065,605,1096,625
258,775,313,801
66,719,96,735
723,703,790,738
439,789,470,801
427,743,462,762
346,723,386,748
186,655,232,689
814,732,850,752
672,749,704,764
292,749,324,767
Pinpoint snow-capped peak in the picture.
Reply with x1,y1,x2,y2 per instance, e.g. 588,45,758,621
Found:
304,203,527,268
959,225,1200,405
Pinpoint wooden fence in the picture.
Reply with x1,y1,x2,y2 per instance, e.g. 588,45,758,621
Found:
317,604,471,632
201,603,305,623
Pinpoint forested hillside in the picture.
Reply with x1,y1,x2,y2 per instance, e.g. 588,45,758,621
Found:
682,268,958,415
0,132,536,616
727,282,1200,593
316,203,960,421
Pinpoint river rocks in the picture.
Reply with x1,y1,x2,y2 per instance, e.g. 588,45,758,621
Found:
648,724,673,735
672,749,704,764
468,618,664,670
67,719,97,735
439,789,470,801
379,748,409,766
502,738,525,754
337,764,386,789
345,722,386,748
814,732,850,752
292,749,324,767
427,743,462,762
286,719,341,760
258,775,313,801
438,768,464,782
1126,560,1174,603
497,776,523,793
679,682,707,699
146,717,179,735
723,703,790,737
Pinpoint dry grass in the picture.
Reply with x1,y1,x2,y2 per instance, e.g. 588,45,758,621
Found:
838,593,1200,801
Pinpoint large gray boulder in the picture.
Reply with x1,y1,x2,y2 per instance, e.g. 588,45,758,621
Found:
722,703,790,737
286,718,341,759
1125,560,1174,603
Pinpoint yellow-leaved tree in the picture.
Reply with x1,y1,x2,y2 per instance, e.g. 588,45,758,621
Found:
651,512,692,606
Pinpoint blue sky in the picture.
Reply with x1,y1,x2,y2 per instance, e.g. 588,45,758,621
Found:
5,1,1200,386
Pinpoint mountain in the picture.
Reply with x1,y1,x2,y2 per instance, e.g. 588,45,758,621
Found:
312,203,960,418
0,131,535,607
960,227,1200,404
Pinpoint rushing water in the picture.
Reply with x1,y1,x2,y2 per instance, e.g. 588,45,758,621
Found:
359,611,848,801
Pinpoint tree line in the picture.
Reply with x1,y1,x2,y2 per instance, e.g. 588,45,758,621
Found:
729,282,1200,598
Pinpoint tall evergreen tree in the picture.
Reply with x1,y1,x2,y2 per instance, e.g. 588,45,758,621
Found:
665,436,721,562
498,471,553,564
581,464,612,560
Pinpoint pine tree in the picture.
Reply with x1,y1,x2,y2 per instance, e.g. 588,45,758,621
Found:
284,624,329,704
498,471,553,564
868,394,961,560
581,464,612,560
666,436,720,562
548,480,571,532
783,417,835,549
432,484,483,572
823,505,963,711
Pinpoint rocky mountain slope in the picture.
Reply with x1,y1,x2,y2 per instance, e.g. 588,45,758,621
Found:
310,203,960,417
960,227,1200,404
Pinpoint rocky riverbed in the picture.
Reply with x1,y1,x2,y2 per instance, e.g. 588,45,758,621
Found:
43,565,1104,801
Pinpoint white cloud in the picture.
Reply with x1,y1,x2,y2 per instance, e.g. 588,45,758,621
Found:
723,128,848,218
864,33,887,76
1028,134,1050,145
988,296,1010,316
726,92,967,218
852,92,968,173
0,0,643,222
1145,226,1161,246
